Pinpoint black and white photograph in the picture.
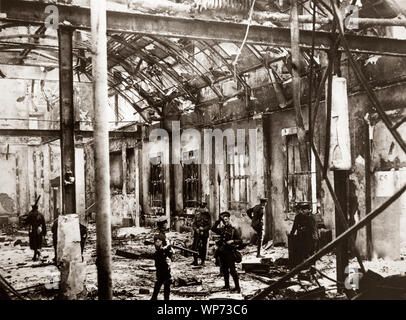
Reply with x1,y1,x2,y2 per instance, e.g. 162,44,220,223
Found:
0,0,405,309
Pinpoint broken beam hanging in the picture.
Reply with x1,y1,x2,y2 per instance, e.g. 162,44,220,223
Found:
2,0,406,57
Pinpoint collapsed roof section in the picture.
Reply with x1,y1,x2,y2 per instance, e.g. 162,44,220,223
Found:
0,0,405,124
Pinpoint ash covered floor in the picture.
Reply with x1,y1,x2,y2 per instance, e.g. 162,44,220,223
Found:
1,224,405,300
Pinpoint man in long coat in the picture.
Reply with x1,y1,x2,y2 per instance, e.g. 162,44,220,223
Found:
25,204,46,261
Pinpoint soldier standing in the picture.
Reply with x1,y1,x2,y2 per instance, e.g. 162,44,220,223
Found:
211,212,242,293
247,198,267,258
25,198,46,261
191,202,212,266
290,203,319,263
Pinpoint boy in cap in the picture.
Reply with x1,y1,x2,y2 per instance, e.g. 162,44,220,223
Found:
151,233,173,300
211,212,242,293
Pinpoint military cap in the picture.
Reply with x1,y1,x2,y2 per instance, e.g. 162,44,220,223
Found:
154,233,166,243
156,217,168,228
294,202,311,210
219,211,231,218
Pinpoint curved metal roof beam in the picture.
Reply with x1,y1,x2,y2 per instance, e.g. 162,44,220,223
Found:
148,36,224,99
111,34,197,102
113,55,168,99
76,40,165,114
198,40,251,91
108,56,163,101
114,34,190,95
109,67,163,116
82,70,150,124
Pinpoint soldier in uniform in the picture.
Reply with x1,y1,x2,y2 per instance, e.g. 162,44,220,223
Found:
290,202,319,263
191,202,212,266
25,200,46,261
211,212,242,293
247,198,267,258
151,233,173,300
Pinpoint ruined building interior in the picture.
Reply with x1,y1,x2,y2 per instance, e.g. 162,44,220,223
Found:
0,0,406,301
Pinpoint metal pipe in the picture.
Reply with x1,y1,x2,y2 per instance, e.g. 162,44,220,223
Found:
254,12,406,27
91,0,113,300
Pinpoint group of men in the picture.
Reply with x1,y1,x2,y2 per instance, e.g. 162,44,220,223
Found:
23,195,318,300
151,199,270,300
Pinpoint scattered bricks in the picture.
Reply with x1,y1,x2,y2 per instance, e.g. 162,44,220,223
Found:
13,239,22,246
0,237,6,242
139,288,150,294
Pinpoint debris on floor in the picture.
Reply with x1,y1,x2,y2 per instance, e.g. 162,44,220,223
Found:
1,223,406,300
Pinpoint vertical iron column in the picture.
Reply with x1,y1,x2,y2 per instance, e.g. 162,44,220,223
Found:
58,27,76,215
290,0,310,172
365,121,373,260
334,170,350,292
91,0,113,300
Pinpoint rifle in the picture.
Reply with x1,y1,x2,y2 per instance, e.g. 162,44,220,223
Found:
144,240,198,255
20,196,42,225
32,196,41,208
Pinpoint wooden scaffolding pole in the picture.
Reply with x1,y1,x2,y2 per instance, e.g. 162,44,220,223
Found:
91,0,113,300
